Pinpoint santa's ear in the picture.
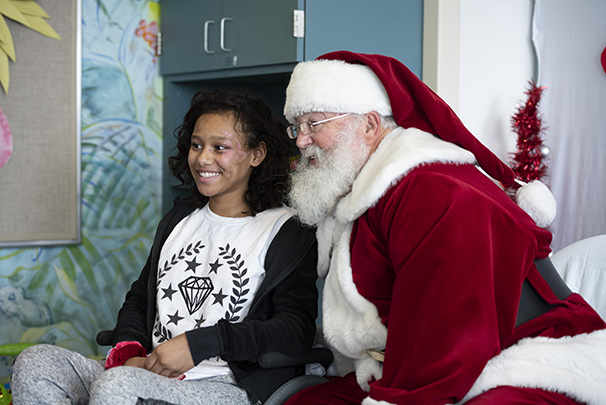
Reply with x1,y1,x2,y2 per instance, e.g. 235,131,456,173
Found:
362,111,383,144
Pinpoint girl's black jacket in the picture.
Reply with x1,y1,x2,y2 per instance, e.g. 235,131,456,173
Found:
110,197,319,403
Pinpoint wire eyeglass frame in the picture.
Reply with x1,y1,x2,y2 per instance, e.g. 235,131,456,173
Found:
286,113,351,139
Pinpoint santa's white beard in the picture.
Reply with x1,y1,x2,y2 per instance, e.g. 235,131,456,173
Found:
289,131,370,226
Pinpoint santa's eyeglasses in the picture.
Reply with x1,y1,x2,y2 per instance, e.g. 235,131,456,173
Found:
286,113,351,139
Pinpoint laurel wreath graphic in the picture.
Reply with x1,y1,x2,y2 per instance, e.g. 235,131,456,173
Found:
154,240,205,341
154,323,173,343
219,243,250,322
153,313,173,343
157,240,204,287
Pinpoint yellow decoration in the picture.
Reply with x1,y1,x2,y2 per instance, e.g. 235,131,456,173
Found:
0,0,61,94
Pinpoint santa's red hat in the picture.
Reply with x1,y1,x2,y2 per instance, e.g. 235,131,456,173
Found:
284,51,556,228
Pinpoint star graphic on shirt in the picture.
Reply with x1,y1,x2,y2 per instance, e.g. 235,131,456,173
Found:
194,315,206,329
208,258,223,274
185,257,201,273
167,310,184,326
161,284,177,301
212,288,228,306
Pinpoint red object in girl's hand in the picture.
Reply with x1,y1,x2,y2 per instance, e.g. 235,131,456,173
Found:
105,341,147,369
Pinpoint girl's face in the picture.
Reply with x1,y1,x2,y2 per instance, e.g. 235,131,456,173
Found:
188,113,266,216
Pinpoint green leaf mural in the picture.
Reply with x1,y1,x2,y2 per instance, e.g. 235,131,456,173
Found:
0,0,162,383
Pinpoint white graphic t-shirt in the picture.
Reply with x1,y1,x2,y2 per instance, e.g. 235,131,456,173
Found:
153,204,295,379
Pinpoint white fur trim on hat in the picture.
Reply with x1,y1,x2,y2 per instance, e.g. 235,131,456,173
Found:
284,59,392,123
515,180,557,228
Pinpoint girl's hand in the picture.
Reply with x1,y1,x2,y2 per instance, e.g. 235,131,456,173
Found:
144,334,194,378
123,356,147,369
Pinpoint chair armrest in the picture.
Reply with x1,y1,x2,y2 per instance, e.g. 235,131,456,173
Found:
258,347,333,369
96,329,114,346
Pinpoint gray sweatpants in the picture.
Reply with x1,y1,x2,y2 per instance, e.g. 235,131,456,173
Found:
11,344,253,405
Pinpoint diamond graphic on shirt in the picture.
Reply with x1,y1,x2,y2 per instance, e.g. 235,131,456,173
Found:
178,276,213,315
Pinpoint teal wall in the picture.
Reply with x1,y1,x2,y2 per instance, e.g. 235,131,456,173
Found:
0,0,162,382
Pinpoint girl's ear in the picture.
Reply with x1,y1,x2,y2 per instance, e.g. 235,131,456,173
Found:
251,141,267,167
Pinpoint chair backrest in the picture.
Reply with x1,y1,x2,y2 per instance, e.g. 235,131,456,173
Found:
551,234,606,319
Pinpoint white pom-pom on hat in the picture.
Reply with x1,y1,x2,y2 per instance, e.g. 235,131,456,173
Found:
515,179,557,228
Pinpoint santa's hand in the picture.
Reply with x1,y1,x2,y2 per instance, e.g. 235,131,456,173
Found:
144,334,194,378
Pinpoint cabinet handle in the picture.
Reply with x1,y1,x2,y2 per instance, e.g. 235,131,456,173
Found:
204,20,216,54
220,17,232,52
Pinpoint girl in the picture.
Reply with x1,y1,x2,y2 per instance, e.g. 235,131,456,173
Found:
12,89,318,404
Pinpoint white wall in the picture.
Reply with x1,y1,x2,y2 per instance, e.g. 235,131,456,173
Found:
424,0,535,163
424,1,606,251
459,0,535,163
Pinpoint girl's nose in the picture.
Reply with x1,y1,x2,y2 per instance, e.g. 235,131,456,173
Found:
197,147,213,164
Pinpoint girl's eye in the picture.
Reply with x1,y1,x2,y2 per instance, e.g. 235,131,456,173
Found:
215,144,227,151
191,142,201,150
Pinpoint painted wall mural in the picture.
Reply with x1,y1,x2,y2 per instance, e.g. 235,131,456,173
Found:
0,0,162,384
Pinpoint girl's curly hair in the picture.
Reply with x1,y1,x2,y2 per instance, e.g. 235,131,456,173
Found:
168,89,291,215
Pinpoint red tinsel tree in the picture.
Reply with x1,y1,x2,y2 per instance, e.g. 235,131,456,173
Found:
510,81,549,189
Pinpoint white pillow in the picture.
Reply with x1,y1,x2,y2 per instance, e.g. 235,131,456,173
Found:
551,234,606,319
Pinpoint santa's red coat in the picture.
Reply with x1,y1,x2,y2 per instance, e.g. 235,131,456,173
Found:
314,128,606,404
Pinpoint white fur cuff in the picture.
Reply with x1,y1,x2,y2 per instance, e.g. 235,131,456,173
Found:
362,398,395,405
354,356,383,392
461,329,606,404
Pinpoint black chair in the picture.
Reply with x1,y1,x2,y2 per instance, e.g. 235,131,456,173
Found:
96,330,332,405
